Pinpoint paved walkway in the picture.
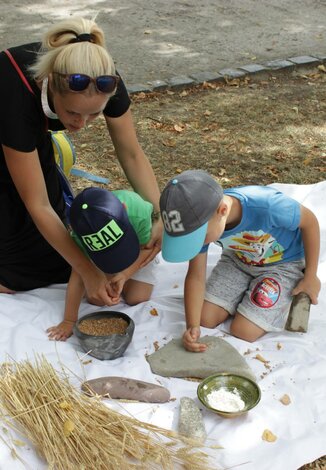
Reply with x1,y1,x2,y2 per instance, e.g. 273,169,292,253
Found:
0,0,325,87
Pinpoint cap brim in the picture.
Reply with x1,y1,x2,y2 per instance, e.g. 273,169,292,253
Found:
87,224,140,273
162,222,208,263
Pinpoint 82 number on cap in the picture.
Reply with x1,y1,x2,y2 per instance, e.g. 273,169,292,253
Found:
161,210,185,233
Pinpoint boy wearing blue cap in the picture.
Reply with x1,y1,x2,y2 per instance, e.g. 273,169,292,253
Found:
47,187,159,341
159,170,321,351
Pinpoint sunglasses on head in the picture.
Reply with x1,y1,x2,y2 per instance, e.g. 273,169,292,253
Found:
53,72,119,93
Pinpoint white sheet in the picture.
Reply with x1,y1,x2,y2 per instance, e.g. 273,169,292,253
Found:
1,181,325,470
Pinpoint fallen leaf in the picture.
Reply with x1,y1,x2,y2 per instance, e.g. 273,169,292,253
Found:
317,64,326,73
162,139,176,148
303,157,312,165
174,124,184,133
153,341,160,351
280,394,291,405
150,308,158,316
262,429,277,442
277,342,282,350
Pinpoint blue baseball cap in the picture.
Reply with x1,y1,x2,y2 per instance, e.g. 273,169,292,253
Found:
159,170,223,262
70,187,140,273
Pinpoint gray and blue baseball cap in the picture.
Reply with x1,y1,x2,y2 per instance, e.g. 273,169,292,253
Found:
159,170,223,262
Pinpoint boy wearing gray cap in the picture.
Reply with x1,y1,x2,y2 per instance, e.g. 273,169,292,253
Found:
159,170,320,351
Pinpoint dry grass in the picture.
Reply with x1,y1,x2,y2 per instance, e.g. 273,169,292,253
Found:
0,356,215,469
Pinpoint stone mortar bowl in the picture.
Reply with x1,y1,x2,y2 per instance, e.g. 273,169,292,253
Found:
74,310,135,360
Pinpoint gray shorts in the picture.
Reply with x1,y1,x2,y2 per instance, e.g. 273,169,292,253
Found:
205,251,305,332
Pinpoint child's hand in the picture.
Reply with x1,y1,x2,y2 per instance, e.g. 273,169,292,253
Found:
46,321,75,341
183,327,207,353
292,274,321,305
109,272,127,298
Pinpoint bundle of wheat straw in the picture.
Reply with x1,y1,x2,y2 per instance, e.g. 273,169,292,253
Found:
0,356,217,470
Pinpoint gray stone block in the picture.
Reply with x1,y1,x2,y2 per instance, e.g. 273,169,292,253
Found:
239,63,267,74
314,54,326,62
167,75,195,88
178,397,207,443
189,71,224,83
285,292,311,333
126,83,153,94
219,68,246,79
287,55,320,65
148,80,169,91
263,59,295,70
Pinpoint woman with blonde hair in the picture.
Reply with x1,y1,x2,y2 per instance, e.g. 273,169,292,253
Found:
0,17,162,304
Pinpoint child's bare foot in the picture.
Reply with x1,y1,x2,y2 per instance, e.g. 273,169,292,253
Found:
0,284,15,294
46,321,75,341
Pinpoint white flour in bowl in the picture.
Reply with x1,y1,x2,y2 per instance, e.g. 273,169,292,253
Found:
206,387,245,412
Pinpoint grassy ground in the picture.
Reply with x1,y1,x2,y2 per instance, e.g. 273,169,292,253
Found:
68,67,326,470
69,67,325,194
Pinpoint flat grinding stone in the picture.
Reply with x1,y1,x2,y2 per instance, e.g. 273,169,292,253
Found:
146,336,256,381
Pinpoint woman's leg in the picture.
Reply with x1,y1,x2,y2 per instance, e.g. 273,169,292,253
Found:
0,283,15,294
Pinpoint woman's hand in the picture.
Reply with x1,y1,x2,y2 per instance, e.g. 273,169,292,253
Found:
83,267,121,306
109,272,127,299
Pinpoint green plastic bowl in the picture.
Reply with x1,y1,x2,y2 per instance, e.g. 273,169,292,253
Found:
197,373,261,418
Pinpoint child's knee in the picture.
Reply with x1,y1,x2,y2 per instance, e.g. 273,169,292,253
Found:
123,284,153,306
201,303,229,328
230,314,265,342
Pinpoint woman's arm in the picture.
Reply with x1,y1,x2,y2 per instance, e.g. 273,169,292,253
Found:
3,144,114,305
105,110,163,258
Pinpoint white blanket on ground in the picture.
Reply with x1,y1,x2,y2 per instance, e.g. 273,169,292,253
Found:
0,181,325,470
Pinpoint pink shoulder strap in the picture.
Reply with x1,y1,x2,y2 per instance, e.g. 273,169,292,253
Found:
4,49,49,131
4,49,35,95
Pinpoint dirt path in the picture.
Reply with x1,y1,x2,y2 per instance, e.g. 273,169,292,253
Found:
0,0,325,86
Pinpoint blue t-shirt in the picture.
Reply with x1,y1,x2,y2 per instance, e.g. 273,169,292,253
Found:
201,186,304,265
